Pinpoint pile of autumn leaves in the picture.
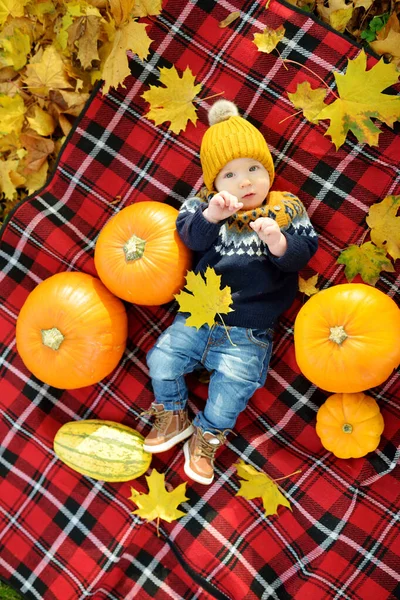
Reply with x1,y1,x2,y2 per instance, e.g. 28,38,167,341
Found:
0,0,160,220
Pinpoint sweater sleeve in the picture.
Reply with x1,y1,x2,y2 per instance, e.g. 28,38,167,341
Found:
269,204,318,272
176,196,222,251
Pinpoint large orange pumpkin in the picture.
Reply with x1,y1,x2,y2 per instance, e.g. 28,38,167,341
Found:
294,283,400,393
94,202,192,305
316,392,384,459
16,272,128,389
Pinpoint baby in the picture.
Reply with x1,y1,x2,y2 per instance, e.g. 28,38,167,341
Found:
141,100,318,485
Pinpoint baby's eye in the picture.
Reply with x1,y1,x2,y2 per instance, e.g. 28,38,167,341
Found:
249,165,259,172
224,172,234,179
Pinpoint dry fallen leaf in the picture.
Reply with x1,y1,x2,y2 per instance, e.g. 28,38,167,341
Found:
235,460,298,517
253,25,285,53
316,49,400,149
370,12,400,68
129,469,188,536
337,241,395,285
142,65,202,134
316,0,353,33
175,266,234,329
23,45,74,95
102,20,152,94
132,0,163,18
219,11,241,28
0,1,163,219
287,81,327,123
298,274,320,296
366,195,400,261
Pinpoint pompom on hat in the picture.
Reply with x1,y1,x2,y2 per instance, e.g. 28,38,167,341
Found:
200,99,275,192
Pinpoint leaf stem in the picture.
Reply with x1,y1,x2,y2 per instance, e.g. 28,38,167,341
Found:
156,516,160,537
274,46,288,70
195,91,225,104
283,59,339,99
358,228,370,246
279,109,303,124
217,313,237,347
273,469,302,482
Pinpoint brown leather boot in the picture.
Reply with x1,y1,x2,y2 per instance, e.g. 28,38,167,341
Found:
142,403,194,453
183,426,228,485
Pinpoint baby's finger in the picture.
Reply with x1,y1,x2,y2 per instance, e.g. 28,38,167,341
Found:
212,195,225,209
229,197,242,211
249,220,262,232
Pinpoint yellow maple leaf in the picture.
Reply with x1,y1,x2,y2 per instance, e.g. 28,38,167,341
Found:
0,158,19,199
366,195,400,261
129,469,188,535
101,20,152,94
27,106,56,137
253,25,285,54
337,241,394,285
132,0,163,18
0,0,27,26
317,50,400,150
108,0,135,27
0,27,31,71
0,93,26,137
175,266,234,329
298,274,319,296
24,45,73,94
287,81,326,123
316,0,353,33
142,65,202,134
235,460,296,517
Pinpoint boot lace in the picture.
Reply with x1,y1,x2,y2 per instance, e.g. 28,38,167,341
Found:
196,429,235,460
139,406,171,432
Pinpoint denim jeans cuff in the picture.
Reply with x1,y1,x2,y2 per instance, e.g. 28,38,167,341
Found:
160,400,187,412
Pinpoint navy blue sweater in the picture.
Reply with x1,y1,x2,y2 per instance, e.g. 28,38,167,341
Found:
176,194,318,329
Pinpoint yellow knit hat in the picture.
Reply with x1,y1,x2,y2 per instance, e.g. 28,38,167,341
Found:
200,100,275,192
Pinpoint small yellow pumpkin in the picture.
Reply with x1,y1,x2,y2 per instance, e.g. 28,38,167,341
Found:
316,392,385,459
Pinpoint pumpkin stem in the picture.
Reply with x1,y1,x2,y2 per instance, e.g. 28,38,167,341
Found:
41,327,64,350
329,325,348,345
342,423,353,434
123,234,146,262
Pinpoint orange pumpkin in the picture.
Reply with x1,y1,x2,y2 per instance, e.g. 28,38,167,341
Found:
94,202,192,305
16,272,128,389
294,283,400,393
316,392,384,459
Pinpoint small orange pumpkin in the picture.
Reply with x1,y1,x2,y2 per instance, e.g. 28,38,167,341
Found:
316,392,384,459
16,272,128,389
94,201,192,305
294,283,400,393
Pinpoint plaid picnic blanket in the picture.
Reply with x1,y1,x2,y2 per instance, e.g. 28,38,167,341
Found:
1,1,399,598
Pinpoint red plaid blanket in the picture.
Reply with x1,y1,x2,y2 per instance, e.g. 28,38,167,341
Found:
1,1,399,598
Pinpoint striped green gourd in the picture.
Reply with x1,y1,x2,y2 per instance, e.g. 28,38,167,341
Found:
54,420,152,482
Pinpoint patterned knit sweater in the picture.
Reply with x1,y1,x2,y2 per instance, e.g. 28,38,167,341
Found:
176,191,318,329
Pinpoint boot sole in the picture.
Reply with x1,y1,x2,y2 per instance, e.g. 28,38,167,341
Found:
143,424,194,454
183,440,214,485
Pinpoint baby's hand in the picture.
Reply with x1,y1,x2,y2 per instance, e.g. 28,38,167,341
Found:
203,191,243,223
250,217,287,257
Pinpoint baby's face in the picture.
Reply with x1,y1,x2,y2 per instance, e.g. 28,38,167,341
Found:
214,157,270,210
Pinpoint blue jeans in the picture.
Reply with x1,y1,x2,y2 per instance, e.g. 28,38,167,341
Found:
146,314,273,434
